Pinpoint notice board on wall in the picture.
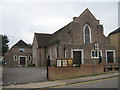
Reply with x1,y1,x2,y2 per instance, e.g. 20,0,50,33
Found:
56,58,73,67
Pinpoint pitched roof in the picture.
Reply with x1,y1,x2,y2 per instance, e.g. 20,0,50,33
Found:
74,8,98,22
34,8,98,47
13,40,29,47
34,23,72,47
82,8,97,20
48,22,72,45
48,9,96,45
108,27,120,36
35,33,51,47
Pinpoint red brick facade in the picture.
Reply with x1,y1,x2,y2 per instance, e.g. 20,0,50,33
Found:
5,40,32,67
48,64,104,80
32,9,117,67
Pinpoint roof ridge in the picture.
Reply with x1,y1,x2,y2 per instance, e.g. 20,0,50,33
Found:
52,22,72,35
35,33,51,48
35,33,52,35
13,39,29,47
108,27,120,36
77,8,98,21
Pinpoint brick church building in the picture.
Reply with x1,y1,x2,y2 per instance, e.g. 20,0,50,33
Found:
32,8,116,67
5,40,32,67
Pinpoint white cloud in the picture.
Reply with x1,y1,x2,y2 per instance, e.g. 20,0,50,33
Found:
0,2,118,47
118,1,120,27
0,0,119,3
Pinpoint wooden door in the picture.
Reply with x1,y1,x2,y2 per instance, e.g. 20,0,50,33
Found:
20,57,26,65
73,51,81,64
107,51,114,63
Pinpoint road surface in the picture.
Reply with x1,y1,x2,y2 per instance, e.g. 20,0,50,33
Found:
51,77,118,88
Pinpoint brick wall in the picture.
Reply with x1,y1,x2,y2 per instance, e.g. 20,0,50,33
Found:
5,46,32,67
48,64,104,80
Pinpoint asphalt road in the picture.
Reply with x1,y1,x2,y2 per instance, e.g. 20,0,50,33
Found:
52,77,118,88
2,67,47,86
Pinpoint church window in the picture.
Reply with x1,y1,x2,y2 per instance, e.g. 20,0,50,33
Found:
83,24,91,43
14,55,17,61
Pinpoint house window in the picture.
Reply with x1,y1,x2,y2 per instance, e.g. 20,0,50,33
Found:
83,24,91,43
95,43,99,50
91,50,102,58
65,50,68,58
56,45,59,58
19,48,25,52
92,50,95,57
28,55,31,61
99,50,102,57
14,55,17,61
95,50,98,57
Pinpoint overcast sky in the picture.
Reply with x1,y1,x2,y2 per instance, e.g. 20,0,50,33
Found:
0,0,119,47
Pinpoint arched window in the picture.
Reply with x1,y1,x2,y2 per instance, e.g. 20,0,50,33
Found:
14,55,17,61
83,24,91,43
28,55,31,61
65,50,68,58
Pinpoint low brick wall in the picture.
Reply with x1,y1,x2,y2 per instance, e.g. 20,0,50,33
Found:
48,64,104,80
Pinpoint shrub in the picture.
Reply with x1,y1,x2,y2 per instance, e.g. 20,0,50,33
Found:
51,64,56,67
28,64,36,67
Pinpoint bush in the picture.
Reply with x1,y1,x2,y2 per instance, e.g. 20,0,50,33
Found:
28,64,36,67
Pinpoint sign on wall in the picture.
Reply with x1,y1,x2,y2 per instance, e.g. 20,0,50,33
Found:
68,59,73,67
57,60,62,67
56,58,73,67
63,60,67,67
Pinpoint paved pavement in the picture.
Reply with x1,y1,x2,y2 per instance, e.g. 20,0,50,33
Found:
2,71,119,89
2,67,47,86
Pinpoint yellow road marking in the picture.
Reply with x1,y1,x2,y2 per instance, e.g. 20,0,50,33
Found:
50,77,118,88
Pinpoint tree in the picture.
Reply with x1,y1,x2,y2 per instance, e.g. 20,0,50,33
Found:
27,43,32,47
2,35,9,56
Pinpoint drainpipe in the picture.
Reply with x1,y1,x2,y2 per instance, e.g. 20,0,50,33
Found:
64,46,65,58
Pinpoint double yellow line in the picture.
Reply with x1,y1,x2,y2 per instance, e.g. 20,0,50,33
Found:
50,77,118,88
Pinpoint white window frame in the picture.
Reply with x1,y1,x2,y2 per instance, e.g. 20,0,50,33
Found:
18,56,27,66
91,50,94,58
55,46,57,58
13,55,18,61
106,50,116,63
71,49,84,64
91,50,102,58
19,48,25,52
28,55,31,61
83,24,92,43
98,50,102,57
65,50,68,58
